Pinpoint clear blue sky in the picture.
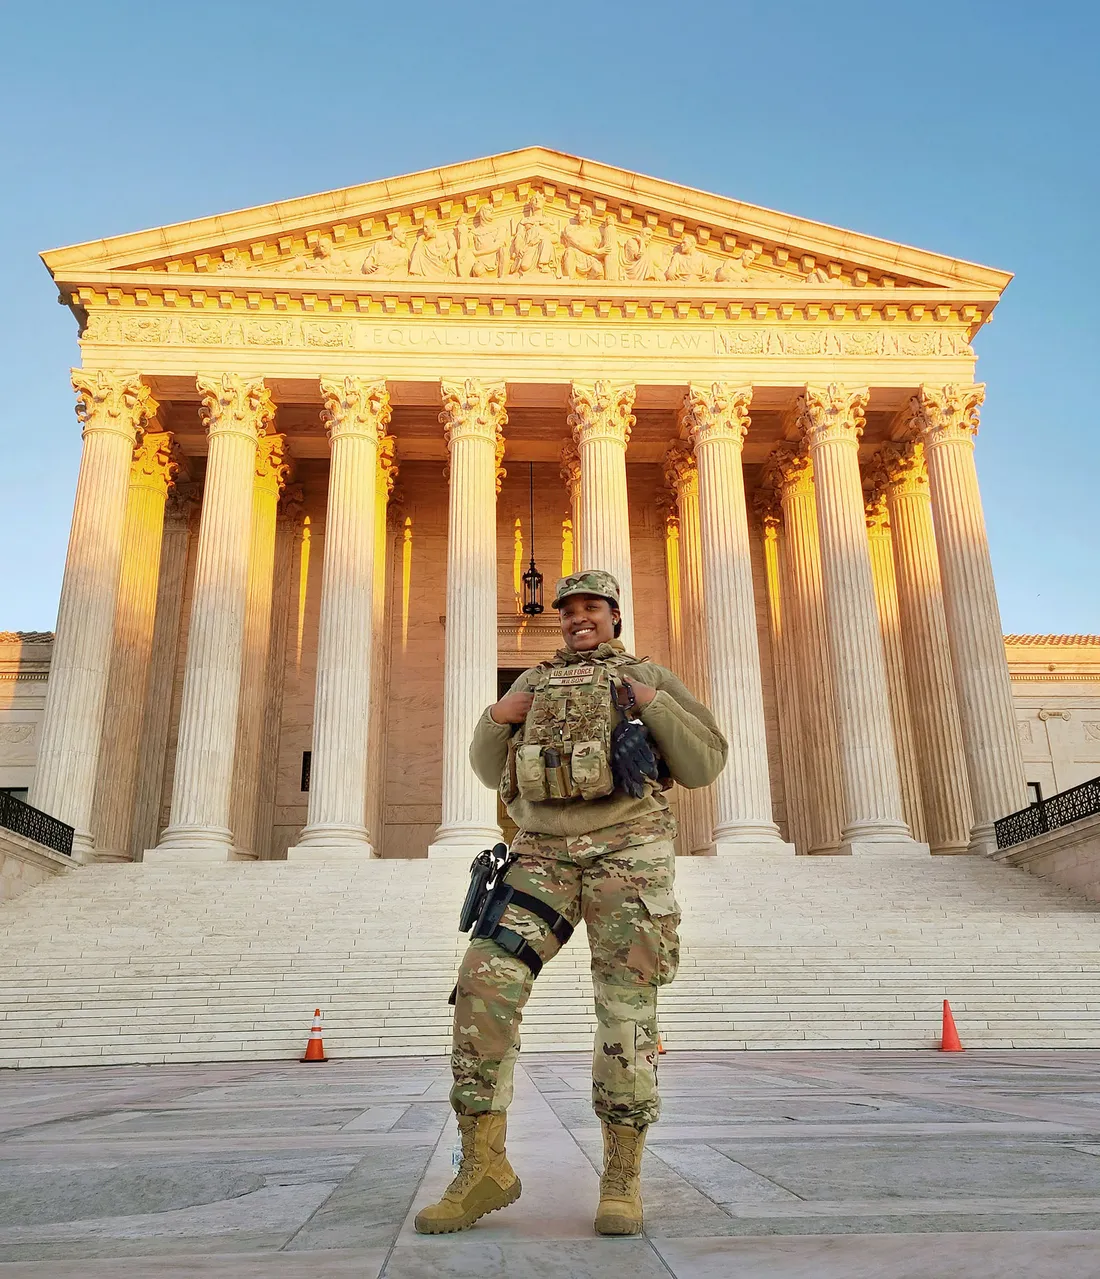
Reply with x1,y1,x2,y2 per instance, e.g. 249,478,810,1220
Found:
1,1,1095,633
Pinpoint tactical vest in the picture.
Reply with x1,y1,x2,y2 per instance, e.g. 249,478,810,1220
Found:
500,657,631,804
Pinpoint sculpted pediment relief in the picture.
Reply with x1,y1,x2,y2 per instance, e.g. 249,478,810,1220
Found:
44,150,1009,298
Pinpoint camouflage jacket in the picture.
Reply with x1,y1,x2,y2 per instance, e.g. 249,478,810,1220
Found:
469,640,729,838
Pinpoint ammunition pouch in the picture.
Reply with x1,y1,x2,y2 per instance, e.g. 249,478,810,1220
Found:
450,844,574,1005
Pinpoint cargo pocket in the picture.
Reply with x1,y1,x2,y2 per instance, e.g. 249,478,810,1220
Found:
515,744,549,801
638,886,681,986
499,737,519,803
570,740,614,800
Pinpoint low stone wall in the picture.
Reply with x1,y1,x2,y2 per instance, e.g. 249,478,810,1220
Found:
993,812,1100,903
0,828,75,902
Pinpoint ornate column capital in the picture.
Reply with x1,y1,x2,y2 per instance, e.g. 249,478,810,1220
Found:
867,441,929,503
679,382,753,447
560,438,581,499
864,490,891,535
164,480,201,530
277,482,305,528
663,442,699,500
255,433,293,497
902,383,985,447
567,380,636,447
797,383,869,448
129,431,183,498
377,433,399,496
320,376,391,441
197,373,275,441
752,488,782,535
72,370,158,443
440,378,508,447
762,443,813,497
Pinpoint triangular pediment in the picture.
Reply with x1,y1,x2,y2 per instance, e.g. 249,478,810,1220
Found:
42,148,1010,298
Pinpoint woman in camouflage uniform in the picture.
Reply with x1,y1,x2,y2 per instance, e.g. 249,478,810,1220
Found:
415,570,728,1237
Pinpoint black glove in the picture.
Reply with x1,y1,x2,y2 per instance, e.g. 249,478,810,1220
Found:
610,718,660,798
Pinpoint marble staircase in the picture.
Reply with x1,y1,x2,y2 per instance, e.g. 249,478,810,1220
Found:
3,854,1100,1067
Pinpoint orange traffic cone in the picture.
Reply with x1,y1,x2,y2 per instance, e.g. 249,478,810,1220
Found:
657,1034,666,1055
939,999,964,1052
301,1008,328,1062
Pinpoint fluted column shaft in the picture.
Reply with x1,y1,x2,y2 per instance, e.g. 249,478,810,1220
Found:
765,447,844,853
878,442,973,853
151,374,274,859
366,438,398,852
290,379,389,857
908,384,1027,850
865,497,926,843
560,440,582,574
229,435,290,857
799,384,921,854
92,432,180,861
682,385,788,853
30,371,157,860
568,382,636,651
664,445,715,854
429,379,506,856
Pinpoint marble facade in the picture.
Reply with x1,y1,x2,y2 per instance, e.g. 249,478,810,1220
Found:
8,148,1062,862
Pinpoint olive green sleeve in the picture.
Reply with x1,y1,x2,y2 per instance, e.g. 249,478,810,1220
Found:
636,666,729,789
468,668,536,790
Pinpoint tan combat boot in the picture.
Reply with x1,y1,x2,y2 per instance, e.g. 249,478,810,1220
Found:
414,1111,521,1234
594,1121,647,1236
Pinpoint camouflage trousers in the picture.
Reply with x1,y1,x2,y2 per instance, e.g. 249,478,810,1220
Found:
450,814,680,1129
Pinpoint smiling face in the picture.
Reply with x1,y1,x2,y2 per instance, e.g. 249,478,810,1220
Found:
558,593,620,651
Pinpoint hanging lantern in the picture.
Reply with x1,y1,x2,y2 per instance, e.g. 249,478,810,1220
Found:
522,462,544,615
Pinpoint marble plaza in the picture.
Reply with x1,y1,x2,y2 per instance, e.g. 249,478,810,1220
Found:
8,146,1095,868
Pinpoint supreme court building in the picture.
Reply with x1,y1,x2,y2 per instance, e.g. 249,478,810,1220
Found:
24,148,1038,866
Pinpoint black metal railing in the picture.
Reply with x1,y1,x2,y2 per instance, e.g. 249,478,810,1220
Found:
0,790,74,856
995,775,1100,850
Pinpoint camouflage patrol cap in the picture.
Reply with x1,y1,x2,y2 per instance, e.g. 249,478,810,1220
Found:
551,570,621,609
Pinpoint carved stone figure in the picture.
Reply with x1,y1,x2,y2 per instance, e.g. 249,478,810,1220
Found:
510,192,558,277
715,248,757,284
665,233,712,283
361,226,410,278
408,215,457,277
562,206,612,280
456,205,510,279
622,226,666,282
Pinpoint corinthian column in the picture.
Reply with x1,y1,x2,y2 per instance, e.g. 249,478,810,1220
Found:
366,435,399,853
92,430,181,861
874,442,972,853
568,381,636,651
230,434,291,858
906,385,1027,851
30,371,157,860
663,443,715,854
681,385,791,854
149,374,274,861
428,379,506,857
798,384,925,855
762,445,844,853
289,378,389,859
864,493,926,843
560,439,582,573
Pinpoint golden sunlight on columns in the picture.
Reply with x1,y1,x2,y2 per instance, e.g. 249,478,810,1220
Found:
874,443,972,854
798,384,925,855
229,434,292,858
664,443,715,854
130,486,198,859
762,445,843,853
560,439,582,574
754,492,811,854
907,385,1028,852
30,371,158,861
366,435,399,852
864,493,926,844
289,378,388,859
681,385,791,855
568,381,636,651
92,430,181,862
429,379,506,857
148,375,274,862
